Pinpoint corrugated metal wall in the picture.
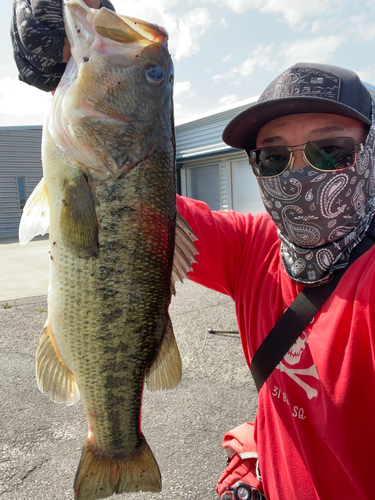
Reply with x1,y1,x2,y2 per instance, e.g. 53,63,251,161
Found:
0,126,43,239
175,97,258,160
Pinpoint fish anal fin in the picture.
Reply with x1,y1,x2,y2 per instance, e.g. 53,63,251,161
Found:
36,321,80,406
171,213,199,294
19,177,50,245
145,316,182,391
60,174,99,259
74,435,161,499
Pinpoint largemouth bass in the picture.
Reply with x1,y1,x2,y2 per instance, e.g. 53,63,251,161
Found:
19,1,197,499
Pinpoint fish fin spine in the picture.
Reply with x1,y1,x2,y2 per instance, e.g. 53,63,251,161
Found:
171,213,199,294
36,321,80,405
74,435,161,499
19,177,50,245
145,315,182,391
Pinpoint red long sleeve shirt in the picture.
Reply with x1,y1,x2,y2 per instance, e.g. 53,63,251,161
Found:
177,194,375,500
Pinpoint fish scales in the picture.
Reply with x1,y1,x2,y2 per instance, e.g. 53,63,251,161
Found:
19,1,198,499
46,132,176,454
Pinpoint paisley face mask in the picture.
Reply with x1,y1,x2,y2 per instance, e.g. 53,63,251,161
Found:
257,102,375,286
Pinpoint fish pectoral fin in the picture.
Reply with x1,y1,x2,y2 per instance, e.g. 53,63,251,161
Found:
74,435,161,499
170,213,199,295
60,174,99,259
145,316,182,391
19,177,50,245
36,321,80,406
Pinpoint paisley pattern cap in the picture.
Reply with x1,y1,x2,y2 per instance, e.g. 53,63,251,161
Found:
222,62,372,151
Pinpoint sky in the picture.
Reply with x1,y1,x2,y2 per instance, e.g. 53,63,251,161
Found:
1,0,375,127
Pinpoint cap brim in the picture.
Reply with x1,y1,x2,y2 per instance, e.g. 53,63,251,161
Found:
222,96,372,151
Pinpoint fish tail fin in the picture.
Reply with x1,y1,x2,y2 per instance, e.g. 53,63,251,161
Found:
74,436,161,500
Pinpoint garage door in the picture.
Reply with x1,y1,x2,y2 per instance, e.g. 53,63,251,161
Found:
231,158,264,214
185,163,220,211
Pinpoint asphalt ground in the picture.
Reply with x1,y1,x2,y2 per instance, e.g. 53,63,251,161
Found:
0,237,259,500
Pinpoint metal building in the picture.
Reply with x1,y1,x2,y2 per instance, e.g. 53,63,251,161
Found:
176,96,264,214
1,82,375,239
0,126,43,239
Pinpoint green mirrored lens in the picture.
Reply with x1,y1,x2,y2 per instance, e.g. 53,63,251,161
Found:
305,137,356,171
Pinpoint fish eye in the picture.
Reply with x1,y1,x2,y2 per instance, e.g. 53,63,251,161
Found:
145,65,164,85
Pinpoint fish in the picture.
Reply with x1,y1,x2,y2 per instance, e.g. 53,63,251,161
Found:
19,1,198,499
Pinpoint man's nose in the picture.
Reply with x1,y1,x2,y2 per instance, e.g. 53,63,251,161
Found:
290,150,306,170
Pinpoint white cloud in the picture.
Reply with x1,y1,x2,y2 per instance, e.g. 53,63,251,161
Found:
0,77,51,116
311,19,323,33
172,8,212,60
223,54,232,62
113,1,212,60
174,80,192,96
220,17,228,28
280,35,346,66
349,13,375,41
357,66,375,84
201,0,339,27
218,93,238,105
211,34,345,87
212,43,274,82
260,0,332,27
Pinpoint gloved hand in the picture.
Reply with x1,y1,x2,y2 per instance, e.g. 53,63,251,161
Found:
216,422,264,498
11,0,115,92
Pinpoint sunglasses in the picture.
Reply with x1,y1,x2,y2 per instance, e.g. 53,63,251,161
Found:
248,137,364,178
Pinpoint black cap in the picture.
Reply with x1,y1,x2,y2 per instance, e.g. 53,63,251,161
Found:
222,62,373,151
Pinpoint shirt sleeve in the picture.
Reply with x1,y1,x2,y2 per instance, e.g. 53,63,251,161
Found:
177,195,255,299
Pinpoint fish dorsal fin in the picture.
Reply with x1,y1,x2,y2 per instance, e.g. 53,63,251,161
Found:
19,177,50,246
145,316,182,391
170,213,199,295
36,321,80,406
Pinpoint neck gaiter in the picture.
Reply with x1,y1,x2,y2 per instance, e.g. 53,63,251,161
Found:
257,103,375,286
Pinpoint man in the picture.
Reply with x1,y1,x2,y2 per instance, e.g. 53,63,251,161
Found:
11,2,375,498
177,64,375,500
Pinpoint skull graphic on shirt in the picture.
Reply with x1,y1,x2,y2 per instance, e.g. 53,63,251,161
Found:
278,332,320,399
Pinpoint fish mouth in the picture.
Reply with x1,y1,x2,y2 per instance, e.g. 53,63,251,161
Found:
64,0,168,60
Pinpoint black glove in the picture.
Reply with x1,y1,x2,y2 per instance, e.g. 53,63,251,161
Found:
11,0,115,92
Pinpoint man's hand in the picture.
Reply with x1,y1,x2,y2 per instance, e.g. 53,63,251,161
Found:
215,422,264,498
11,0,114,92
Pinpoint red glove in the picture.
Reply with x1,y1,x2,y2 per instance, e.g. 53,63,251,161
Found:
216,422,263,498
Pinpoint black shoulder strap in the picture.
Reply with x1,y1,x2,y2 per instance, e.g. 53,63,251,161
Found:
250,217,375,393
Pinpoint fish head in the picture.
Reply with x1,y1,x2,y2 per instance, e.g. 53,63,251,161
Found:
50,0,175,180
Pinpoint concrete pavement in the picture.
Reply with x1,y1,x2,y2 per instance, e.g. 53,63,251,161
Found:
0,236,50,304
